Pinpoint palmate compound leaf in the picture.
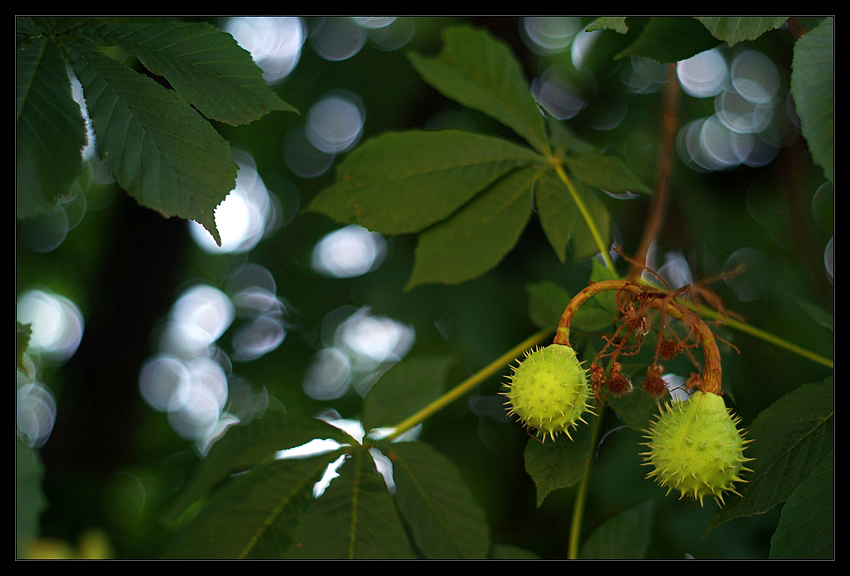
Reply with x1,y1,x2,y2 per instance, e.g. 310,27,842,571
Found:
16,33,87,219
16,17,297,238
546,116,652,196
307,129,543,235
68,43,238,245
85,19,296,126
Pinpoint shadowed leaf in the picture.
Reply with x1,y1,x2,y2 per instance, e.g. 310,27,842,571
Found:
363,355,455,432
707,378,833,534
696,16,787,46
535,171,610,263
792,17,833,182
163,452,343,559
405,166,538,289
524,419,594,507
16,35,87,219
68,44,237,244
383,441,490,558
89,19,296,126
768,450,833,559
581,499,656,559
285,446,416,559
615,17,721,63
163,412,357,524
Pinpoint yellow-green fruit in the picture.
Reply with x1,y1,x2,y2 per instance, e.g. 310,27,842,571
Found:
502,344,592,440
643,390,751,506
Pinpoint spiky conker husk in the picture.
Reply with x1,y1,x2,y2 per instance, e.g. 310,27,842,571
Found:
502,344,592,441
642,390,751,506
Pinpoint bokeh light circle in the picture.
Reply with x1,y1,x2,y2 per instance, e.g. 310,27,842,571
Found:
16,289,85,365
312,225,387,278
223,17,306,85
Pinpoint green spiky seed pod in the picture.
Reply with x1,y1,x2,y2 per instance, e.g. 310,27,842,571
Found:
502,344,593,441
643,390,751,506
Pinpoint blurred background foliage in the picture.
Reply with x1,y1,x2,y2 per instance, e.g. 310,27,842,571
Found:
17,16,832,559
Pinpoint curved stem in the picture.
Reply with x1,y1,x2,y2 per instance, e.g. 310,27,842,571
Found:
555,279,723,394
554,279,630,346
383,329,551,441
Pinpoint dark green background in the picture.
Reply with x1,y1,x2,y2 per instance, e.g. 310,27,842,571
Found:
16,16,833,559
